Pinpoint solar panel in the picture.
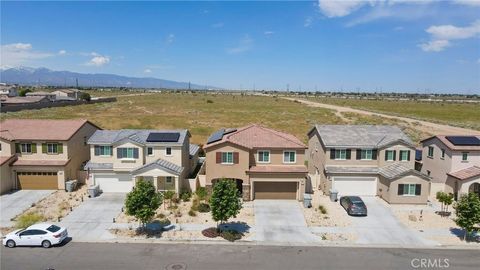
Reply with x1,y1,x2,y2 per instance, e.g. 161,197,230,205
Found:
146,132,180,142
223,128,237,135
446,136,480,146
207,129,225,144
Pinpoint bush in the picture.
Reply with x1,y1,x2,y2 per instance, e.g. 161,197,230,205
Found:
188,209,197,217
220,230,243,242
180,191,192,202
171,196,181,204
201,227,219,238
15,212,44,228
318,205,328,215
196,187,208,201
206,99,214,104
198,203,210,213
80,92,91,101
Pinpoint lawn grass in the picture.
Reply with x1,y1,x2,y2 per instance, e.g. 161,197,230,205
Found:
2,92,344,144
306,97,480,131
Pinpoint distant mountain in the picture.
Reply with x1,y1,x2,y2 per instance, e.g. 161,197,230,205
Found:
0,66,215,89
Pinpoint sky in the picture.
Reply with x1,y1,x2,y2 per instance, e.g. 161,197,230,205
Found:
1,0,480,93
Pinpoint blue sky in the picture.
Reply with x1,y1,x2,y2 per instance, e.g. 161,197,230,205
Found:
1,1,479,93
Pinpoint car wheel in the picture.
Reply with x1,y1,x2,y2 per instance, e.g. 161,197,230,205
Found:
6,240,16,248
42,240,52,248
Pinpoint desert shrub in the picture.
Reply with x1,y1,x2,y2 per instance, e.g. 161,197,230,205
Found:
198,203,210,213
174,211,182,218
318,205,328,215
201,227,219,238
191,197,200,211
157,213,166,219
168,204,178,210
220,230,243,242
171,196,181,204
196,187,208,202
180,191,192,202
206,99,214,104
188,209,197,217
15,212,44,229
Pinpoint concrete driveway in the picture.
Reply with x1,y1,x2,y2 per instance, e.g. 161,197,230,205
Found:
60,193,126,241
253,200,318,244
353,197,436,246
0,190,54,227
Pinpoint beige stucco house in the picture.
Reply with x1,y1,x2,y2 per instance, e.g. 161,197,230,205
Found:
0,119,99,194
85,129,200,194
420,135,480,200
203,124,308,201
308,125,431,204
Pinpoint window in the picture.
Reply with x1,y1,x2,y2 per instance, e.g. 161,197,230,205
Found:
83,136,87,146
428,146,434,158
399,150,410,161
21,143,32,153
0,143,2,151
441,149,445,159
399,184,420,196
427,170,431,176
166,176,173,183
462,152,468,161
47,143,58,154
283,151,296,163
361,149,373,160
334,149,347,160
257,150,270,163
95,145,112,156
46,225,61,233
147,147,153,156
118,148,137,159
165,147,172,156
221,152,233,164
385,150,395,161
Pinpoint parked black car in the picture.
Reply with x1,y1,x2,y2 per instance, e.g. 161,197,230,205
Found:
340,196,368,216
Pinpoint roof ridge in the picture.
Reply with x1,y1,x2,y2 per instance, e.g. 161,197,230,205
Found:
255,125,304,147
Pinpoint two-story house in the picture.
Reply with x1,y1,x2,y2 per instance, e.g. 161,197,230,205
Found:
84,129,199,194
420,135,480,200
203,124,308,201
0,119,99,194
308,125,431,204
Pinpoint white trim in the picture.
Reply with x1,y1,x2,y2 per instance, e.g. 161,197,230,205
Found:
283,150,297,164
360,149,373,160
385,150,395,161
334,149,347,160
221,152,234,165
257,150,271,163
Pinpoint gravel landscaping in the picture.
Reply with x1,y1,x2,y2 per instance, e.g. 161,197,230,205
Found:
303,192,351,227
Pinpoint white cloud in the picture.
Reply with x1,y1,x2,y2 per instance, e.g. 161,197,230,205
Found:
226,35,253,54
420,20,480,52
304,16,314,27
58,50,67,55
317,0,367,18
264,31,275,36
453,0,480,6
166,34,175,44
0,43,54,66
211,22,224,28
144,68,152,73
418,40,450,52
86,53,110,66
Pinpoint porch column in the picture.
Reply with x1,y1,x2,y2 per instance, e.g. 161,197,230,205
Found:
175,176,180,194
154,177,158,191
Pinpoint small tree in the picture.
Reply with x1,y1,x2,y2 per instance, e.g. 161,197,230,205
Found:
454,193,480,241
163,190,176,209
210,179,242,230
436,191,447,212
80,92,91,101
18,89,32,97
196,187,208,202
125,179,162,228
444,193,454,213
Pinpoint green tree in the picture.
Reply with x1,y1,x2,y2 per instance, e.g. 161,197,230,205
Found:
444,193,454,213
210,179,242,230
163,190,176,208
18,89,32,97
454,193,480,241
80,92,91,101
125,179,162,227
196,187,208,202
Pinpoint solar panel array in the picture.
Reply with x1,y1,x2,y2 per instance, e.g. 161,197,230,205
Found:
445,136,480,146
146,132,180,142
207,129,225,144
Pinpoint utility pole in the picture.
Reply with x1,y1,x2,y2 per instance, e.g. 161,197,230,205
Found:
76,78,79,88
287,83,290,92
188,81,191,91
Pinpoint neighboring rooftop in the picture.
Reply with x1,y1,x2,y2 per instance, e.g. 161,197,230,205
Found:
448,166,480,181
131,158,184,176
0,96,47,104
205,124,306,149
311,125,413,148
189,144,200,157
25,91,55,96
0,119,96,141
88,129,189,145
422,135,480,151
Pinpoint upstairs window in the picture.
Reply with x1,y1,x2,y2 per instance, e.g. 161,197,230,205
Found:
399,150,410,161
283,151,296,163
165,147,172,156
21,143,32,154
441,149,445,159
428,146,434,158
462,152,468,161
47,143,58,154
361,149,373,160
117,147,139,159
385,150,395,161
147,147,153,156
257,150,270,163
94,145,112,156
221,152,233,164
332,149,347,160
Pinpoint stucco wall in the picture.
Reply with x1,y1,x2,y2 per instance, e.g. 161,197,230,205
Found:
383,175,429,204
421,137,452,185
205,142,250,185
0,163,14,194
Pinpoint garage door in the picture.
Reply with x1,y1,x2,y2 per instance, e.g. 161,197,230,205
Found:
17,172,58,190
254,182,297,200
94,174,133,193
333,177,377,196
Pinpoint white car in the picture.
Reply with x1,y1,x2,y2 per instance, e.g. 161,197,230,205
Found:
2,223,68,248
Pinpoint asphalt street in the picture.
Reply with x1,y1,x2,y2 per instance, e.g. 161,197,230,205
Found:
1,242,478,270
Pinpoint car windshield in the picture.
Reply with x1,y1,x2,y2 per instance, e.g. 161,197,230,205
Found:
46,225,61,233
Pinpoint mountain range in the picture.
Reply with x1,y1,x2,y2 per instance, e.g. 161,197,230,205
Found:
0,66,215,89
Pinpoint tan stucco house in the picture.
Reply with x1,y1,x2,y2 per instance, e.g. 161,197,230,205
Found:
308,125,431,204
0,119,100,194
420,135,480,200
84,129,200,194
203,124,308,201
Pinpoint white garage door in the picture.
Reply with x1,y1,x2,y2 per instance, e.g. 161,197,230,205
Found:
333,177,377,196
94,174,133,193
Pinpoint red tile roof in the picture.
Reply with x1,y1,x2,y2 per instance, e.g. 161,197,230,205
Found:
0,119,96,141
422,135,480,151
205,124,306,149
448,166,480,181
0,155,16,166
12,159,71,167
248,165,308,174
